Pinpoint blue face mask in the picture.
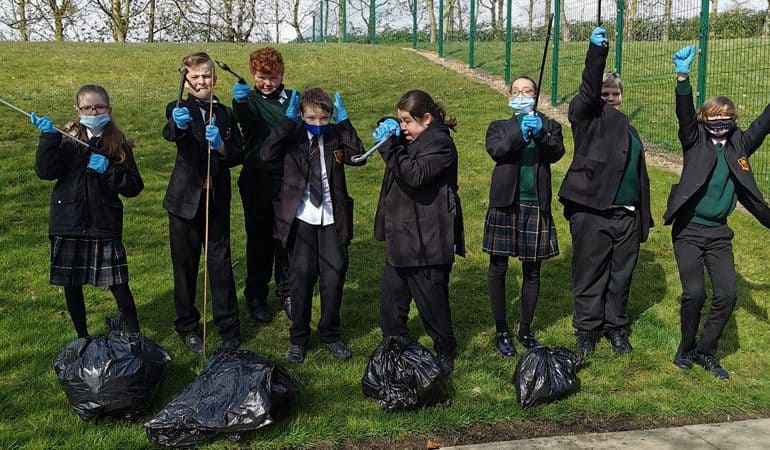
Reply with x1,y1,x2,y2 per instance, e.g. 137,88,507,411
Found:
80,113,111,131
508,96,536,114
303,122,331,137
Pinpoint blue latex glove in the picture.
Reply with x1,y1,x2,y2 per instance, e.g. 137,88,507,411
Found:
672,45,696,74
285,90,300,123
232,81,250,102
87,153,109,174
333,91,349,123
520,114,544,142
590,27,608,47
205,116,223,150
172,106,192,130
30,111,56,134
373,118,400,143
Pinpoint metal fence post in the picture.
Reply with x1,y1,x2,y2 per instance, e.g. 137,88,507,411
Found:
551,0,560,106
615,0,624,74
320,2,324,42
469,0,476,68
342,0,347,42
438,0,444,57
696,0,710,107
312,15,316,42
370,0,376,43
504,0,512,85
412,0,417,49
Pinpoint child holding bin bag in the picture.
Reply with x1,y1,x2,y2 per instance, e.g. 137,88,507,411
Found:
31,84,144,339
372,90,465,375
483,76,565,356
666,46,770,379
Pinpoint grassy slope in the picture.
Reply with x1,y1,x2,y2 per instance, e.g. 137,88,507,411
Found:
0,42,769,449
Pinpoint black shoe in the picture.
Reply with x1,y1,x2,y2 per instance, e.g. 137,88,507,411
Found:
495,331,517,357
693,352,729,380
436,353,455,376
575,329,599,356
247,298,273,323
180,330,203,353
516,330,540,349
604,328,633,355
128,332,142,354
219,335,242,352
673,350,694,370
324,340,352,360
286,343,307,363
282,296,293,320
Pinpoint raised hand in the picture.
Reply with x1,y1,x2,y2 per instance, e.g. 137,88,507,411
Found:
590,27,608,47
333,92,349,123
30,111,56,134
373,118,400,143
672,45,696,74
285,90,300,123
172,106,192,130
232,81,250,102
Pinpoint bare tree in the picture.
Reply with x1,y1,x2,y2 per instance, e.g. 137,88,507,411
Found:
662,0,672,41
624,0,637,40
527,0,534,34
424,0,436,42
560,0,570,41
91,0,147,42
711,0,718,15
38,0,80,40
1,0,32,40
764,0,769,38
284,0,309,41
147,0,154,41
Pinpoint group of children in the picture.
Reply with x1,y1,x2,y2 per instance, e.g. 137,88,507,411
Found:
30,30,770,380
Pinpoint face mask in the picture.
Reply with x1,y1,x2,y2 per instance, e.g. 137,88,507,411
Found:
704,118,735,137
508,96,536,114
303,122,331,137
80,113,111,131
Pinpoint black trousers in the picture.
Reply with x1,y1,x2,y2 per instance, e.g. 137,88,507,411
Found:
673,222,736,357
286,219,348,346
569,208,640,332
380,262,457,357
168,205,240,339
487,255,541,332
238,173,290,303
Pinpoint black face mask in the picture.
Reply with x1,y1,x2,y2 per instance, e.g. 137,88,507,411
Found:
704,118,736,137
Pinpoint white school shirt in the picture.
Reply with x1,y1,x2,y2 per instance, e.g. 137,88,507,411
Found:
295,132,335,225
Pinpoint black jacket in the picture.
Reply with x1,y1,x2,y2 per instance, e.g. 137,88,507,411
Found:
162,95,243,220
559,42,653,242
485,112,564,211
374,121,465,267
663,81,770,228
35,131,143,239
260,117,365,247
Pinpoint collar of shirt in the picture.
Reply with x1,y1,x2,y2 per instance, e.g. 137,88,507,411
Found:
86,128,102,139
278,89,288,104
711,137,726,147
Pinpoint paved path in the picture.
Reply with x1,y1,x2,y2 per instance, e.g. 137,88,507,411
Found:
442,418,770,449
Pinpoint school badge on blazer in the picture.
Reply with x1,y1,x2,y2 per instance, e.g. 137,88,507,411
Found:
334,149,344,164
223,127,232,141
738,156,750,171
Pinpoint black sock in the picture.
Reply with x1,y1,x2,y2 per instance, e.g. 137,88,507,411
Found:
64,286,88,338
519,261,541,330
109,283,140,333
518,322,531,336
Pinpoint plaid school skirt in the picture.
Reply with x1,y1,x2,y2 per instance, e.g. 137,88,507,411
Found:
49,236,129,287
482,200,559,261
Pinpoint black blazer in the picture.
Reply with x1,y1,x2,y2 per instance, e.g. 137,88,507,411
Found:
663,81,770,228
486,113,565,212
35,131,143,239
260,117,365,247
558,42,653,242
162,95,243,220
374,121,466,267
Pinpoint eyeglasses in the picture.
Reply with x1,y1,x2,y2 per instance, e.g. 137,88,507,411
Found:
510,88,536,97
77,105,109,114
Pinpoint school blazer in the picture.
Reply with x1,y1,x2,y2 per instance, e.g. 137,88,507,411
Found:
35,131,143,239
162,96,243,220
663,84,770,228
558,42,653,242
486,113,565,211
260,117,365,247
374,121,466,268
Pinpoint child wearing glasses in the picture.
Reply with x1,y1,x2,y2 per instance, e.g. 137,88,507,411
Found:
665,46,770,379
30,84,144,339
483,76,565,356
163,52,244,353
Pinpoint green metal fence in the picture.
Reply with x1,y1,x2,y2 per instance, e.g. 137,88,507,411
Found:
304,0,770,194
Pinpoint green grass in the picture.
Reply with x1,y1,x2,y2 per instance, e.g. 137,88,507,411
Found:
1,42,770,449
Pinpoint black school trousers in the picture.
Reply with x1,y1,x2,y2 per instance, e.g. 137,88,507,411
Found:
380,262,457,357
286,219,348,347
569,207,640,332
238,171,290,303
168,204,240,340
673,222,737,357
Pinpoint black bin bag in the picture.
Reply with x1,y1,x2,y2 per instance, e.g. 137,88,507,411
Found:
53,327,171,422
144,350,299,447
513,346,583,408
361,336,449,411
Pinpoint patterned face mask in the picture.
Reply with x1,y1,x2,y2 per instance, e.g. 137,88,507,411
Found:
704,118,735,137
